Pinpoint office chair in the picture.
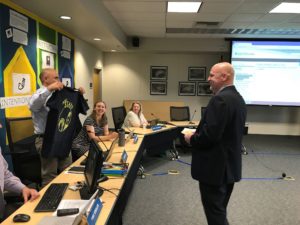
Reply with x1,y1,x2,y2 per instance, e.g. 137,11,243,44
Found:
201,106,207,119
242,124,249,155
170,106,191,153
111,106,127,131
170,106,190,121
5,117,42,189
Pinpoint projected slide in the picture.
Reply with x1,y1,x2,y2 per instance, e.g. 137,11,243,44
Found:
231,40,300,106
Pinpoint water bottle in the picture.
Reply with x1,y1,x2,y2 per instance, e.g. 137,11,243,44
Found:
118,128,125,147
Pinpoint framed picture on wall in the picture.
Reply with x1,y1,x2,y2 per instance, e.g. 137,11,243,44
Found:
150,81,167,95
197,82,213,96
178,82,196,96
188,67,206,81
41,50,55,69
150,66,168,80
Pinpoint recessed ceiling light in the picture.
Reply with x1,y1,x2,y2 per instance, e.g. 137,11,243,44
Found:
93,38,101,41
167,1,202,13
111,50,116,52
270,2,300,13
60,15,71,20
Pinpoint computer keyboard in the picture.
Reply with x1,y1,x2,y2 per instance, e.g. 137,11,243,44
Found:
34,183,69,212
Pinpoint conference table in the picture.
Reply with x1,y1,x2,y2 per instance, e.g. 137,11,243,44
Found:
2,122,195,225
168,121,199,128
2,135,144,225
125,124,179,159
167,121,199,152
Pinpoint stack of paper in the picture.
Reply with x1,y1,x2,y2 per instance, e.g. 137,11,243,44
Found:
181,128,196,135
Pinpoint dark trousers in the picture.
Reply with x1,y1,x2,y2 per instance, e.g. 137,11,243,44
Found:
199,182,234,225
0,201,23,222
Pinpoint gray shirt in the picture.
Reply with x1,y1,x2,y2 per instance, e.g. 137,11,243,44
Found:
28,86,53,134
0,148,25,217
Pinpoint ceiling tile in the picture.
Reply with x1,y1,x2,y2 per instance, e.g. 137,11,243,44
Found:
200,2,242,13
259,14,296,23
112,12,165,22
237,2,281,13
226,13,263,22
103,1,166,13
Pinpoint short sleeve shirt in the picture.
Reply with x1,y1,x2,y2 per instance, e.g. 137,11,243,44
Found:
71,116,107,157
42,87,89,158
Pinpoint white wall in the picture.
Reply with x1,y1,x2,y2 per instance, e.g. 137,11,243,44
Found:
103,52,300,135
74,38,103,121
103,52,224,127
72,38,300,136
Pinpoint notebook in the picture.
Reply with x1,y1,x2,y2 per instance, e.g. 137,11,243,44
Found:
125,131,134,143
80,137,119,166
104,137,119,161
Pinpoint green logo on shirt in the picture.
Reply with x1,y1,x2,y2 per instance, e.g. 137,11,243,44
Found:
58,99,73,132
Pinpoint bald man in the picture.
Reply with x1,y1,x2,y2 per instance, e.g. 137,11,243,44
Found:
185,62,247,225
29,68,84,187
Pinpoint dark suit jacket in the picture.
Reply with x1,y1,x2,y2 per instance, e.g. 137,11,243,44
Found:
190,85,246,185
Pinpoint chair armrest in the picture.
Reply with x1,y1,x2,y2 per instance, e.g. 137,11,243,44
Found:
3,190,23,204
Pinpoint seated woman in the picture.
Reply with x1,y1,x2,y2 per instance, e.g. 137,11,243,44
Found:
72,100,118,161
123,101,148,128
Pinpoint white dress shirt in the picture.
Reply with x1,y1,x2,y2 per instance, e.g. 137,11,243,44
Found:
28,86,53,134
123,111,147,128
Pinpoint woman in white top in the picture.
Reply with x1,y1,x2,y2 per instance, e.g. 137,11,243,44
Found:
123,102,148,128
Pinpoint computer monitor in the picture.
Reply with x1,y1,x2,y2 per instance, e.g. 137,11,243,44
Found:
150,118,159,126
83,139,104,195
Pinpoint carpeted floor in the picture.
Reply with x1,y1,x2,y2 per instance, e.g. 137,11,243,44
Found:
123,134,300,225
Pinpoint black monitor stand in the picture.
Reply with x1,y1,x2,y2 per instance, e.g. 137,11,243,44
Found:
79,184,104,200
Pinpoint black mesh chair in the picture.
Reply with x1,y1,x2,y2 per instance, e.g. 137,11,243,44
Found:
5,117,41,189
111,106,127,131
201,106,207,119
170,106,191,153
242,124,249,155
170,106,190,121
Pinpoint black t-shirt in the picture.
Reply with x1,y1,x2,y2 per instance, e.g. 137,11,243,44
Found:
42,87,89,158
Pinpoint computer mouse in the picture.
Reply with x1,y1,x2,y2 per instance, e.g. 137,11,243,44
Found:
13,213,30,223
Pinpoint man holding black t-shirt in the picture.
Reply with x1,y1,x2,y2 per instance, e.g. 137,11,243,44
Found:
29,68,87,187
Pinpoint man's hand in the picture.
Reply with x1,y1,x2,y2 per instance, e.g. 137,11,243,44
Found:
47,81,64,92
184,133,194,145
22,187,40,203
78,87,85,95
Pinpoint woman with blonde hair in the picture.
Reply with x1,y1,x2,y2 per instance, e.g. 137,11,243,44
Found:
123,101,148,128
72,100,118,161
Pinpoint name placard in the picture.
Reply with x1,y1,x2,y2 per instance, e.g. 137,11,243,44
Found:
87,198,102,225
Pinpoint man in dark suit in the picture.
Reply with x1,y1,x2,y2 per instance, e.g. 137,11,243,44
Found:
184,62,246,225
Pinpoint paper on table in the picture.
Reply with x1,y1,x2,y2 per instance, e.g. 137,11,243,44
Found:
181,128,196,135
37,216,76,225
38,190,101,225
53,200,90,217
